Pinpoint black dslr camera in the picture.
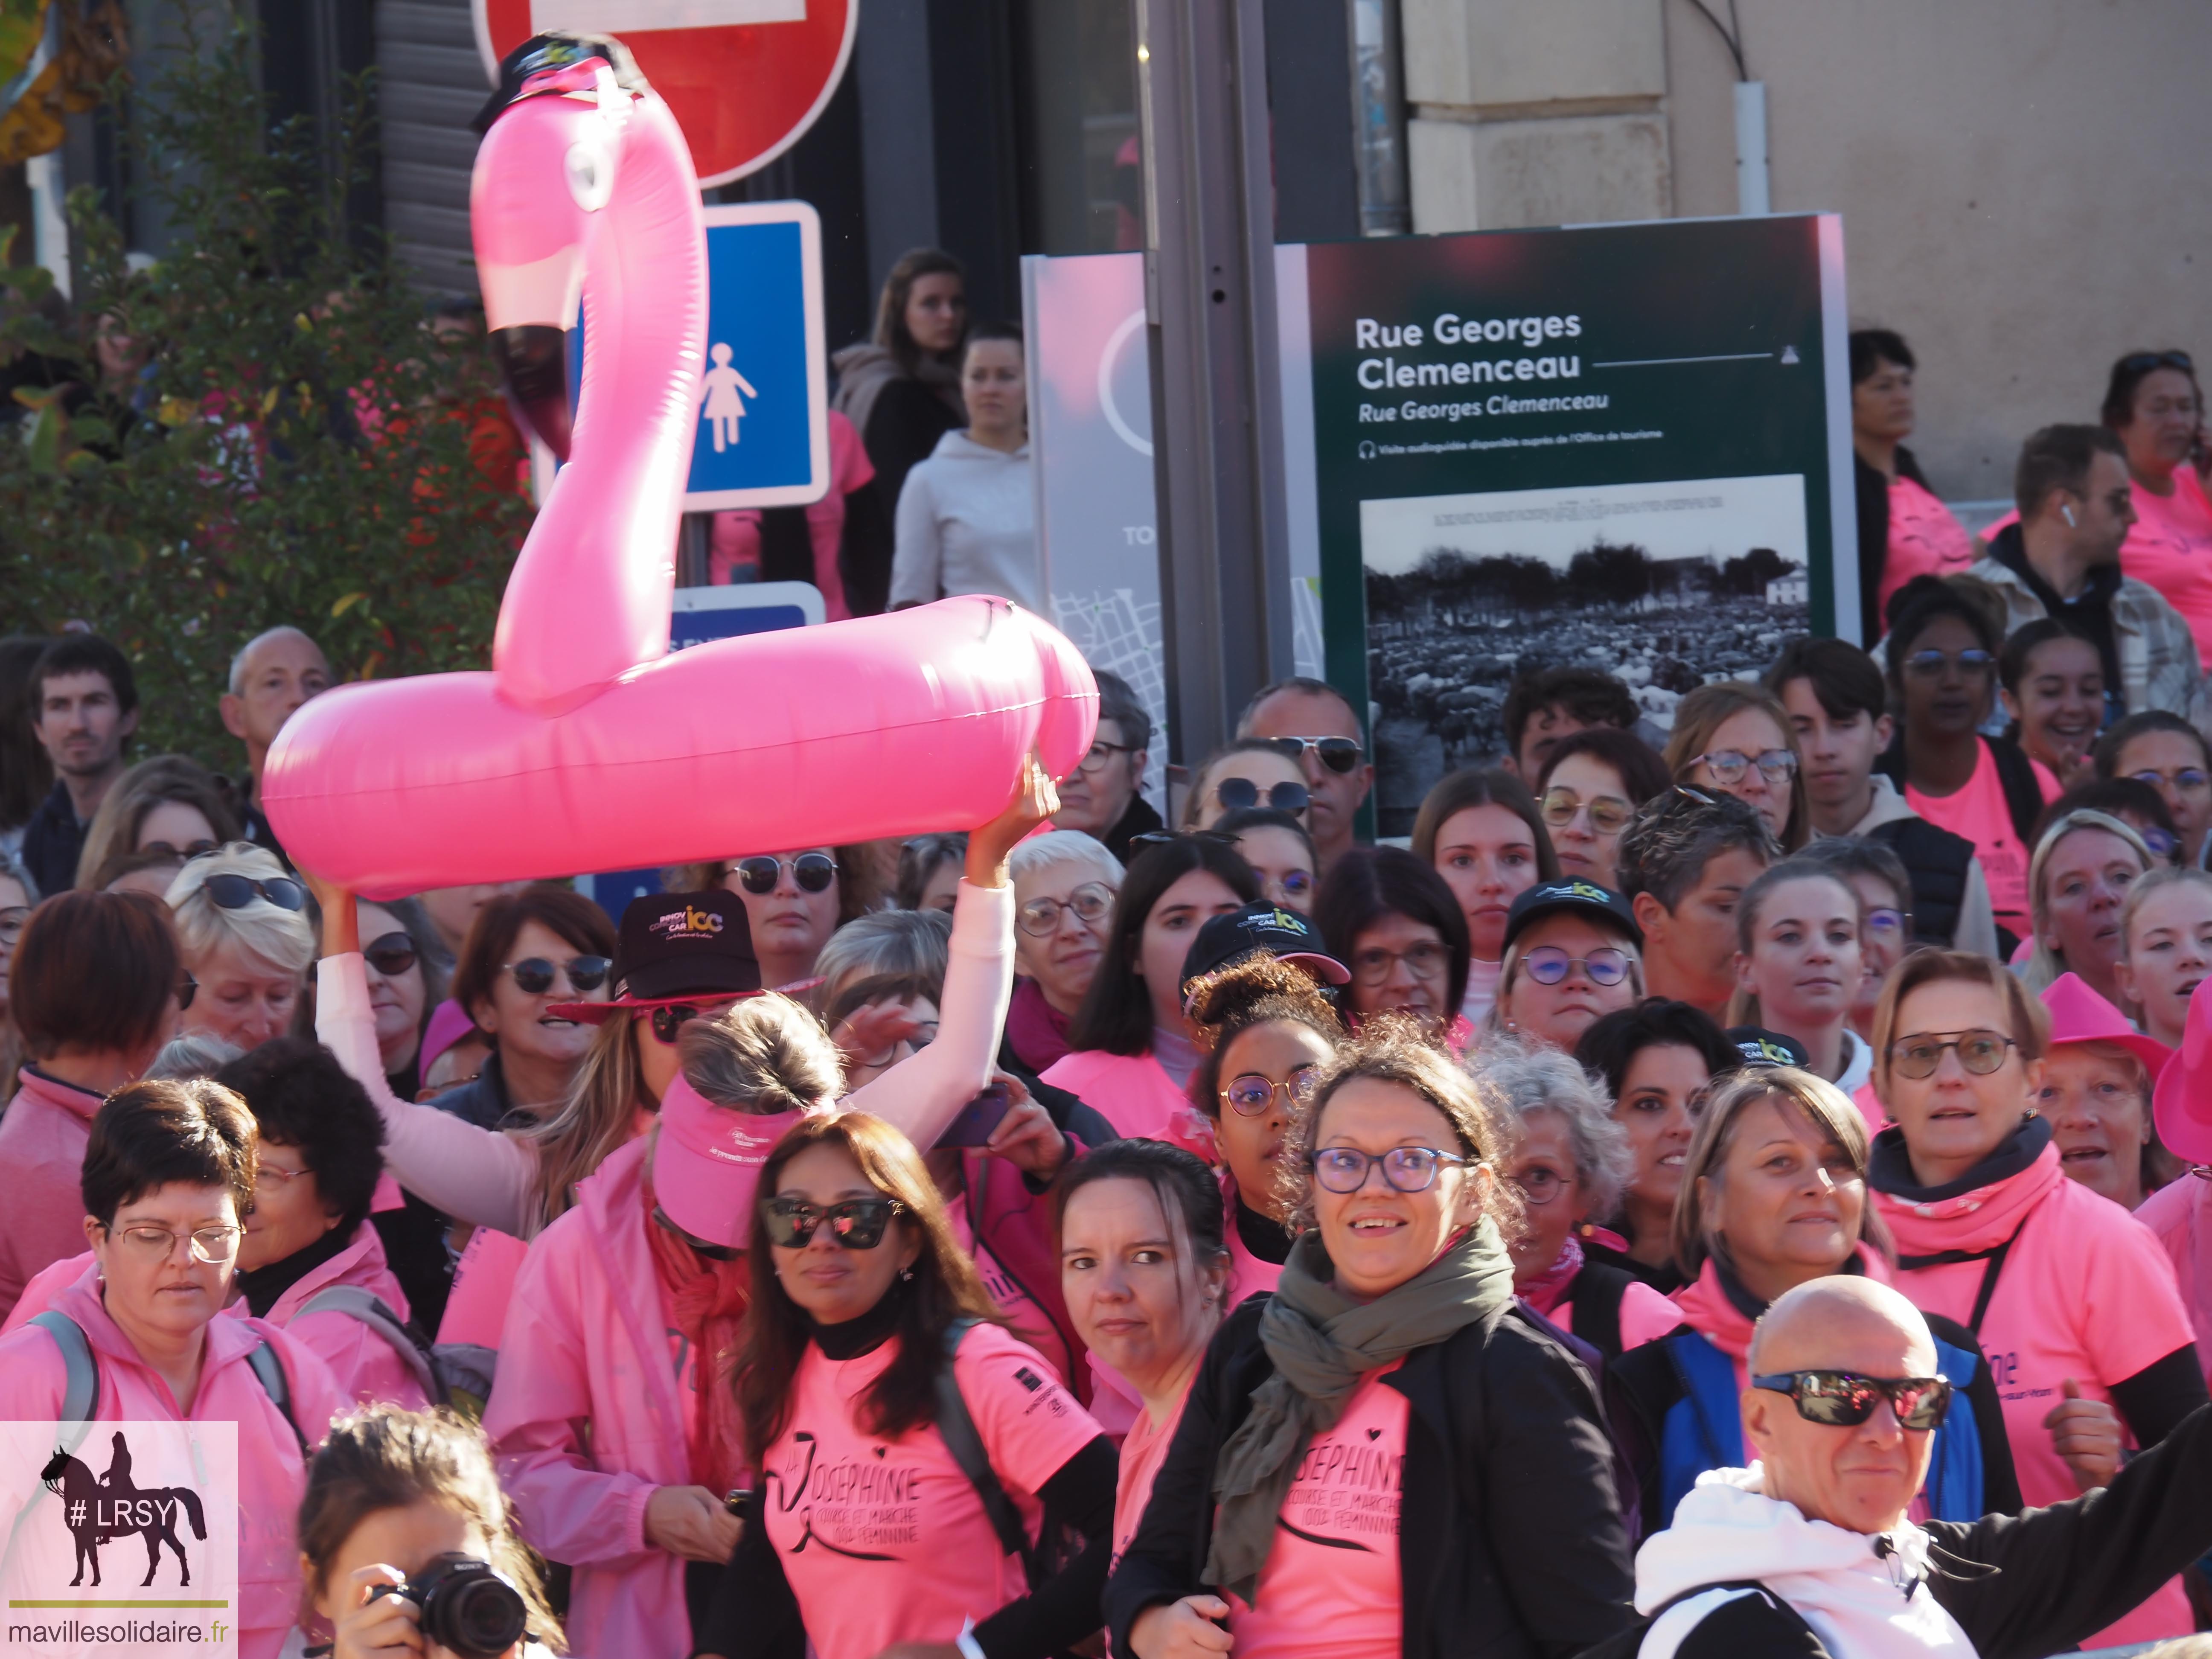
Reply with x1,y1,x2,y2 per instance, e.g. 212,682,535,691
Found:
367,1554,528,1658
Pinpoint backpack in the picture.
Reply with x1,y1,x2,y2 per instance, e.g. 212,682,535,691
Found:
1572,1581,1820,1659
293,1286,499,1418
931,1319,1079,1591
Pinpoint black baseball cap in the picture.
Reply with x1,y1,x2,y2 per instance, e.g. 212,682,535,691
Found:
549,890,762,1020
1180,903,1351,989
1502,878,1642,952
1725,1026,1810,1070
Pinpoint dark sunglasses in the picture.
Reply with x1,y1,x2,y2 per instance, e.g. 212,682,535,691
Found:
1752,1370,1953,1430
2120,350,2194,375
644,1000,743,1044
141,838,219,858
735,852,838,895
363,931,418,978
1215,776,1309,815
1257,736,1364,774
760,1194,903,1250
504,955,611,995
202,873,308,912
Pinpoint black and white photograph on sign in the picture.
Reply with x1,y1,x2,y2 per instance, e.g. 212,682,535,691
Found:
1362,472,1811,825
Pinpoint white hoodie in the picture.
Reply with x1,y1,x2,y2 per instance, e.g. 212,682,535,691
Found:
1634,1465,1977,1658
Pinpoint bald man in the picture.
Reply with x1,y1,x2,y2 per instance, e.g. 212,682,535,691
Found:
220,626,330,867
1623,1276,2212,1658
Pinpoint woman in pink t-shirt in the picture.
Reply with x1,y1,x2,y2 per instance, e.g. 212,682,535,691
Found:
1870,950,2206,1648
2103,351,2212,660
1997,619,2105,792
1054,1140,1233,1564
699,1113,1115,1659
1853,329,1976,635
1108,1027,1635,1659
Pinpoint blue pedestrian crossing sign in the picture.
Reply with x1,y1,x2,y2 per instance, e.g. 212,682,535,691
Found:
683,201,830,511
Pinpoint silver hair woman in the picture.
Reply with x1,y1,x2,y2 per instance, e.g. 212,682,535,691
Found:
1468,1037,1685,1362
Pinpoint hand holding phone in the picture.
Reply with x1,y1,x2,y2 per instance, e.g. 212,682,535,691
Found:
937,1082,1013,1148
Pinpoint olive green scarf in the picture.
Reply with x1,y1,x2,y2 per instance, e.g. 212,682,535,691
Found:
1204,1220,1516,1602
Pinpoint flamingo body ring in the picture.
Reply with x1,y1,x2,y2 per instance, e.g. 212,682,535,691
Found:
264,38,1095,899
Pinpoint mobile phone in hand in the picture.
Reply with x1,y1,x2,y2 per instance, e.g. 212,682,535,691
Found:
937,1081,1013,1148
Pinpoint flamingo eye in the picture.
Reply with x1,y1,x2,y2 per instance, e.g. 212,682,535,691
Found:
565,139,614,211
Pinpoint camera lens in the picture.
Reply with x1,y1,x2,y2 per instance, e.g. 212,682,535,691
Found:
414,1555,528,1659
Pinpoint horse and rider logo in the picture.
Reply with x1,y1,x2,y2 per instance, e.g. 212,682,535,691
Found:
38,1430,207,1587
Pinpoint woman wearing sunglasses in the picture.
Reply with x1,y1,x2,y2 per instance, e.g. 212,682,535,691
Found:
1609,1065,2018,1538
0,1079,347,1659
1411,767,1557,1026
1870,949,2203,1647
679,844,875,997
2020,808,2151,1003
1875,577,2054,945
166,841,314,1055
694,1113,1117,1659
1725,858,1874,1096
1110,1027,1636,1659
1476,1040,1683,1363
1312,845,1472,1048
1179,741,1310,832
1536,728,1671,891
1045,837,1260,1143
70,753,240,890
349,896,446,1100
1663,681,1810,851
1181,952,1345,1300
1491,878,1644,1053
1211,806,1318,914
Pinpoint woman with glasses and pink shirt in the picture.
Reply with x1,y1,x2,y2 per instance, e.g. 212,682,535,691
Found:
1004,830,1121,1076
1665,681,1810,852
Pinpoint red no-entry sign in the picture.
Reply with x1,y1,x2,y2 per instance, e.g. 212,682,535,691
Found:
472,0,859,187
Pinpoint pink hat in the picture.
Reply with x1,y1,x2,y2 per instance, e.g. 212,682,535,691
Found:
652,1072,812,1249
2040,972,2173,1081
2154,976,2212,1165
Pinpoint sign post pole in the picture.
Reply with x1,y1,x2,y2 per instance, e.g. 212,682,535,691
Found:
1136,0,1295,767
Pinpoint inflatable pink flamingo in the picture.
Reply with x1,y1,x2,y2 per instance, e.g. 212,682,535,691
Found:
263,38,1094,899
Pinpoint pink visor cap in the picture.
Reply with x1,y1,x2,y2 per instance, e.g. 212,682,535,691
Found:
2155,976,2212,1167
652,1072,813,1249
2040,972,2173,1080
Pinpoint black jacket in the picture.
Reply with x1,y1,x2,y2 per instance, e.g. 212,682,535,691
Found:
1106,1294,1636,1659
1101,792,1165,867
20,779,84,897
1863,815,1976,949
1873,734,2045,847
1656,1401,2212,1659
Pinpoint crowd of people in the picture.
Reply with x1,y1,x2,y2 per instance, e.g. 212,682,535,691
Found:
1,332,2212,1656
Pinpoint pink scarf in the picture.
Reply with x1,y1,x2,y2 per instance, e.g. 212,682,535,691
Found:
1876,1144,2065,1257
1518,1234,1584,1316
1005,978,1075,1071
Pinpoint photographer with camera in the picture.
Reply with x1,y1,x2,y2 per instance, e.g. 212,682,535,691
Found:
300,1405,563,1659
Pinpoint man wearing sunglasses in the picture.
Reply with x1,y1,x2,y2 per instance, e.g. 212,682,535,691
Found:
1626,1275,2212,1659
1237,676,1374,874
1968,424,2200,723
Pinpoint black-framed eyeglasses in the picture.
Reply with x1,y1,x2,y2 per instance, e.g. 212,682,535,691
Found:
1521,945,1633,987
735,853,838,895
201,873,308,912
503,955,611,995
363,931,418,978
1690,747,1798,786
1075,739,1138,775
1752,1370,1953,1430
1221,1066,1320,1117
1257,736,1364,774
1017,880,1115,937
1542,787,1632,835
760,1194,904,1250
1886,1028,2017,1080
1902,648,1995,679
1214,776,1309,815
1310,1145,1470,1194
1350,938,1450,986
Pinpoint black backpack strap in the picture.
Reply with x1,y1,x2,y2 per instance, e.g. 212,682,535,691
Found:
1568,1261,1633,1362
934,1319,1035,1578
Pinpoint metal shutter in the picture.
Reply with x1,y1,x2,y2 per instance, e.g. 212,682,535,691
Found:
376,0,485,298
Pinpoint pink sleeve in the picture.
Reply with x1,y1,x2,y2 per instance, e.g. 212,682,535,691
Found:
2072,1201,2198,1388
830,409,873,489
1617,1282,1688,1351
953,1324,1107,1499
437,1227,530,1348
843,879,1013,1150
483,1225,658,1567
315,955,540,1237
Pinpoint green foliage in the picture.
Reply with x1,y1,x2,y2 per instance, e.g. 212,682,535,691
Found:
0,3,532,770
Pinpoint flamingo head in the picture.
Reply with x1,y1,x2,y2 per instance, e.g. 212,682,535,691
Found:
470,37,637,460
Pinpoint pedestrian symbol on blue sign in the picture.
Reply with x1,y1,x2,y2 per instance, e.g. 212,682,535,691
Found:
683,201,830,510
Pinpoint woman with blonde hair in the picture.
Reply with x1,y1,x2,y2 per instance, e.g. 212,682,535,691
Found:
168,842,312,1054
1663,681,1809,850
2021,808,2152,1001
2115,863,2212,1049
1609,1062,2017,1536
73,754,240,889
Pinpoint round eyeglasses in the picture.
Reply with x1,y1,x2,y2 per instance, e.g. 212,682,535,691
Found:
1886,1029,2017,1080
1221,1066,1320,1117
1017,881,1115,937
1519,945,1632,987
1690,747,1798,787
1310,1145,1470,1194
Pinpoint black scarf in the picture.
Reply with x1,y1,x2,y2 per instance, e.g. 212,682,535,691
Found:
233,1225,355,1318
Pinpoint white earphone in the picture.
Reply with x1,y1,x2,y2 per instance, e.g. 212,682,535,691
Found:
2062,504,2078,527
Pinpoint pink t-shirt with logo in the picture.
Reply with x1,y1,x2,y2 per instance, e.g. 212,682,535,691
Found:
1907,740,2043,937
759,1321,1103,1659
1878,475,1976,618
1228,1362,1407,1659
2120,466,2212,663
